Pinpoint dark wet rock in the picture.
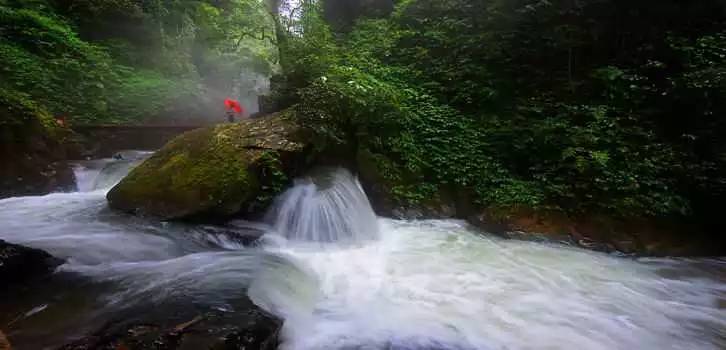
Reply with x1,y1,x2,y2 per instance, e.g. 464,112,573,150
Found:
0,127,76,199
59,306,281,350
208,309,281,350
0,240,62,285
198,223,268,247
57,320,159,350
107,111,308,220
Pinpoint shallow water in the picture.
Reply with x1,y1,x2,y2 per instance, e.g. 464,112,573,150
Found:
253,220,726,350
0,159,724,349
0,154,265,348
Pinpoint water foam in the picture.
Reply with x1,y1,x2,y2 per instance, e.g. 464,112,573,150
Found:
72,150,152,192
1,160,724,350
266,168,379,243
251,220,726,350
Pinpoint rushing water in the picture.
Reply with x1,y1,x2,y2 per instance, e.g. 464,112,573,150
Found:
266,168,380,243
0,157,724,349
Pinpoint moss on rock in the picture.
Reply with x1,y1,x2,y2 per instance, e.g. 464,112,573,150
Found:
107,112,305,220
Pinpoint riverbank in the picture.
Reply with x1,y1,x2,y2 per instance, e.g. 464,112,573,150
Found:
1,164,723,349
0,117,195,200
469,209,719,257
3,110,721,257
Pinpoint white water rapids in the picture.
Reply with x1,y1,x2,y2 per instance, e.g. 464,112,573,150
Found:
266,169,380,243
0,157,724,349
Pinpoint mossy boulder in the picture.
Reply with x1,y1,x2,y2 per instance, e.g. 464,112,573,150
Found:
107,112,306,220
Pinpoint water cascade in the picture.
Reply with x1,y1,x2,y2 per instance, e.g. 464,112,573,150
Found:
266,168,380,243
73,150,152,192
0,160,724,349
250,220,726,350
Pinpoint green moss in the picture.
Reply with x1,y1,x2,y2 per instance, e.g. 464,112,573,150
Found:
107,112,305,220
113,127,255,217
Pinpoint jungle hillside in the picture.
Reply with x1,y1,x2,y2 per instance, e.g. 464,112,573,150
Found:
274,0,726,243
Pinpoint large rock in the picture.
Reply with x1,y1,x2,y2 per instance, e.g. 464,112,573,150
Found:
59,305,281,350
0,240,62,285
107,112,307,220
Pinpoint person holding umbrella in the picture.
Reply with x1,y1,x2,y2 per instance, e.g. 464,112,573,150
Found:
224,98,244,123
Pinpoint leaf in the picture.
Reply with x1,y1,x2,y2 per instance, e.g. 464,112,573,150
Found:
591,151,610,167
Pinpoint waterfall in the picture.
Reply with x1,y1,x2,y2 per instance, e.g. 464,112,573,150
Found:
266,168,380,243
72,150,152,192
1,157,724,349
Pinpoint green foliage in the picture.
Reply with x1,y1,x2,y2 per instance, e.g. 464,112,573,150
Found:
292,27,543,208
509,103,689,215
274,0,726,219
1,0,278,124
0,88,52,127
250,150,290,212
104,68,198,124
0,6,116,121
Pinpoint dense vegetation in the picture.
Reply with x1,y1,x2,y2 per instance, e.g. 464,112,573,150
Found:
272,0,726,224
0,0,276,125
2,0,725,229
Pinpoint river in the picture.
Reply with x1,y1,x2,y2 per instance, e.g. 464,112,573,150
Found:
0,154,724,349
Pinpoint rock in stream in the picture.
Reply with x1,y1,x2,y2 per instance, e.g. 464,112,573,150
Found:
0,240,62,286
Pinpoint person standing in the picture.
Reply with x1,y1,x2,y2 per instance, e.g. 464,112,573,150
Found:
224,98,244,123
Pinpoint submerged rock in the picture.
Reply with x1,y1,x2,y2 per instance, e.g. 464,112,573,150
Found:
59,306,281,350
107,112,307,220
0,240,62,285
208,309,281,350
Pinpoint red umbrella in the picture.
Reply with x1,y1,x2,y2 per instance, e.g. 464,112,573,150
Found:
224,98,243,114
